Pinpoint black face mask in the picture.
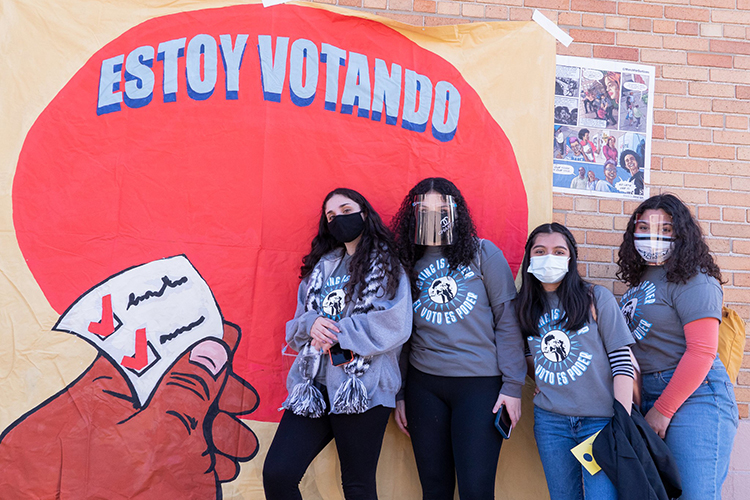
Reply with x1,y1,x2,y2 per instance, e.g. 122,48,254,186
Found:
328,212,365,243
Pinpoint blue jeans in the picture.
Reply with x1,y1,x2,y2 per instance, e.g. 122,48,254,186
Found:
641,358,738,500
533,406,617,500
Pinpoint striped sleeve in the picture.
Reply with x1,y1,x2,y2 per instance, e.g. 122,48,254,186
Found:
607,347,634,379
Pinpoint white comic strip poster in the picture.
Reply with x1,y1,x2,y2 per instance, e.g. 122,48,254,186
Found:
553,56,655,199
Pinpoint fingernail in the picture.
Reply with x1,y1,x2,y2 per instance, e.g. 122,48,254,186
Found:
190,340,228,376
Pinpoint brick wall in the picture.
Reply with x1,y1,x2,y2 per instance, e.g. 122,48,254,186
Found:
316,0,750,418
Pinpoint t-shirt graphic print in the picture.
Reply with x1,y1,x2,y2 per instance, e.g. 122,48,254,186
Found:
413,256,477,326
619,280,656,341
529,308,592,388
320,256,351,321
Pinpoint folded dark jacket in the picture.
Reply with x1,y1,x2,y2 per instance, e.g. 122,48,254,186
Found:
592,401,682,500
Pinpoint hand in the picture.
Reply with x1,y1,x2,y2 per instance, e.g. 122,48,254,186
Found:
493,393,521,428
645,406,671,439
310,316,339,348
394,400,409,437
310,338,330,352
0,322,259,499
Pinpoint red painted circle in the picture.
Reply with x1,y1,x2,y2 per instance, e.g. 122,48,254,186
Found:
13,4,527,421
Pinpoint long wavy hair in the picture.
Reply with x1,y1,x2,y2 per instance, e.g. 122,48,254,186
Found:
617,193,723,287
516,223,593,337
390,178,478,290
300,188,401,301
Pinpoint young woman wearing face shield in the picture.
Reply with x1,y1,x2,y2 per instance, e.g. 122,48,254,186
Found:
516,223,634,500
617,194,738,500
390,177,526,500
263,188,412,500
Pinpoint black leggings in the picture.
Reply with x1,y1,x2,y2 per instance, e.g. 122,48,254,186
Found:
263,404,391,500
405,365,504,500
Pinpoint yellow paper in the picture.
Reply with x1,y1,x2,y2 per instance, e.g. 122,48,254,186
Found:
571,430,602,475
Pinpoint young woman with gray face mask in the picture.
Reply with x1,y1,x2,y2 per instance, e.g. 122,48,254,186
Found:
517,223,635,500
617,194,737,500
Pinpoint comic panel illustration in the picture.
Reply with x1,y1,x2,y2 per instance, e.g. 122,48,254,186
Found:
579,69,620,130
619,72,649,134
554,128,646,197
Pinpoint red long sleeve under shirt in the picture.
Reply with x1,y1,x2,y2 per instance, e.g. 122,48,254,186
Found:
653,317,719,419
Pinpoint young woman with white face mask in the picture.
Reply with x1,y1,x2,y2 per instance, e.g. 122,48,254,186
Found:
517,223,635,500
617,194,737,500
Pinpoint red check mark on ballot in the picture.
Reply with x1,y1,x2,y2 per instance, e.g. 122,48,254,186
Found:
53,256,224,405
88,294,115,337
121,328,149,371
87,294,148,371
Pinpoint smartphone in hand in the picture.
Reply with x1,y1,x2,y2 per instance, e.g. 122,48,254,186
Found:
329,343,353,366
494,404,512,439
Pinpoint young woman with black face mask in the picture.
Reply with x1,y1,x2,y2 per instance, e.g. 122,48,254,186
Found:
517,223,634,500
263,188,412,500
617,194,737,500
391,177,526,500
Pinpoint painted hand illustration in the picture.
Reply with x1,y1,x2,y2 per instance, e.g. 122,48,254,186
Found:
0,322,259,499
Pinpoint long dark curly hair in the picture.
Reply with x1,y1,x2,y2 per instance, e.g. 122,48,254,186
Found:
390,178,478,291
516,223,593,337
617,193,723,286
300,188,401,301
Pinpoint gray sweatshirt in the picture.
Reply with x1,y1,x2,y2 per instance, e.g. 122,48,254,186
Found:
285,249,413,412
406,240,527,398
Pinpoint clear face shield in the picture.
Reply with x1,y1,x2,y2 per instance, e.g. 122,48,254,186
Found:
413,193,457,246
633,213,674,265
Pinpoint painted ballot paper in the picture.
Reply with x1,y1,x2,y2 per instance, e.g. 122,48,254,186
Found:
1,1,555,498
553,56,655,200
54,255,224,406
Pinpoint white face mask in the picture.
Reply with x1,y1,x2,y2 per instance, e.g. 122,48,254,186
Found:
527,255,570,284
634,235,674,265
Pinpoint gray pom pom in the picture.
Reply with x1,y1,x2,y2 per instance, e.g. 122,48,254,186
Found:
284,380,326,418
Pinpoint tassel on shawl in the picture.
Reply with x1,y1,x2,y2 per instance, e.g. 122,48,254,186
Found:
294,248,389,416
282,343,326,418
332,354,372,414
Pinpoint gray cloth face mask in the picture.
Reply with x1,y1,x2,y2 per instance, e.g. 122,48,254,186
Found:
634,214,674,265
634,236,674,264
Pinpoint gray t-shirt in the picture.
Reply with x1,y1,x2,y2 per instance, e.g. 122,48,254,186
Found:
528,285,634,418
314,253,352,385
408,240,526,397
619,267,722,375
319,253,352,320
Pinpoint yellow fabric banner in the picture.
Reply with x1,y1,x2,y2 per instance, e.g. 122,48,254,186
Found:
0,1,554,498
